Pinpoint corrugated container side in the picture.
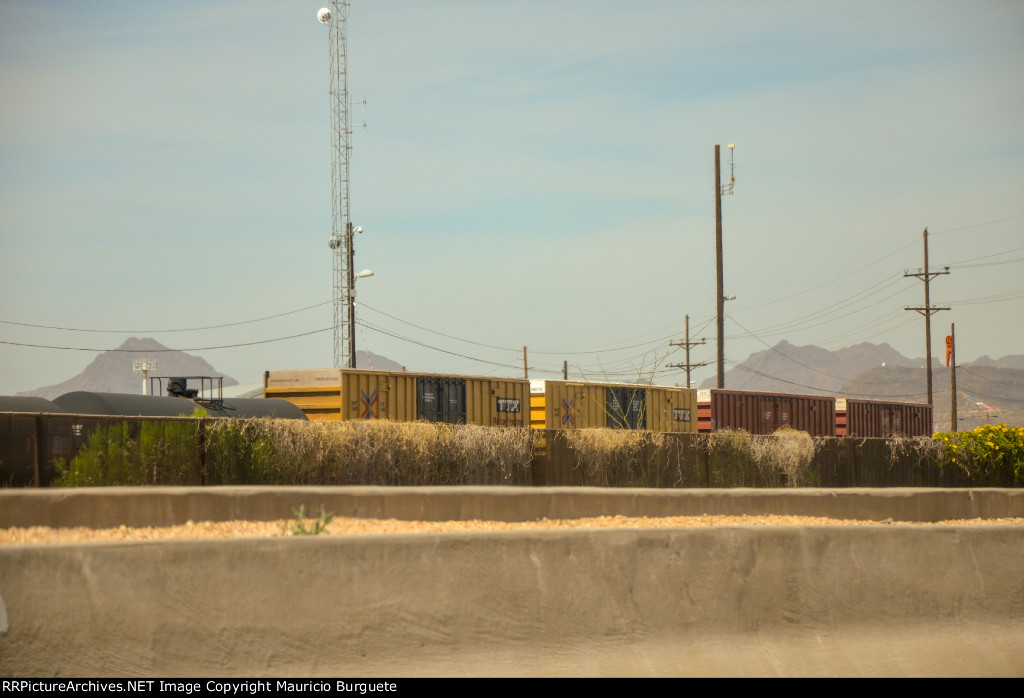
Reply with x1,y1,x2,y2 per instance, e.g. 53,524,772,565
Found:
544,381,606,430
544,380,675,431
340,370,394,420
465,378,530,427
264,369,344,421
386,373,418,422
842,398,932,438
707,390,836,436
647,387,699,434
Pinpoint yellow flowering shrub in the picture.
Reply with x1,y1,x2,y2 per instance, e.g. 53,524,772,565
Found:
932,424,1024,486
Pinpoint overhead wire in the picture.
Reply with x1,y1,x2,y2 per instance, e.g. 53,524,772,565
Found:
0,301,331,334
0,327,332,353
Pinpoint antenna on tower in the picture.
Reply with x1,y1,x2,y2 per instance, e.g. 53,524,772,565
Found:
720,143,737,196
319,2,360,369
133,358,158,396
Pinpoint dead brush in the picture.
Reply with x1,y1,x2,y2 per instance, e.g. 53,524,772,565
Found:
563,429,666,487
254,419,532,486
697,429,755,486
446,424,534,485
886,434,942,470
749,427,815,487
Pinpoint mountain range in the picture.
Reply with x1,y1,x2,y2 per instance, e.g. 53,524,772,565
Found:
700,340,1024,429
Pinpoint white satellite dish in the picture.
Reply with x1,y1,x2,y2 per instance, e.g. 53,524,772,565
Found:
317,8,331,24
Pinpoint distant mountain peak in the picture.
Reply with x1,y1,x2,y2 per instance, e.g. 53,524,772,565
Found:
15,338,238,400
117,337,167,352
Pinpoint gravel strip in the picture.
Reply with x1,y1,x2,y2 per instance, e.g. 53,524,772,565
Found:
3,514,1023,546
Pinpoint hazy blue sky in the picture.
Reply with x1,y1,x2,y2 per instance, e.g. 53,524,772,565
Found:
2,0,1022,395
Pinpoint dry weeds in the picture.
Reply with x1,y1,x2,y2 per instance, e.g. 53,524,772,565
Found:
237,420,534,486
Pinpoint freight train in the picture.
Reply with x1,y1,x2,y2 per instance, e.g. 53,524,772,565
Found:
263,368,932,438
0,371,934,487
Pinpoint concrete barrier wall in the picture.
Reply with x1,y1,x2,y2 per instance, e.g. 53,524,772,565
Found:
2,486,1024,529
2,524,1023,677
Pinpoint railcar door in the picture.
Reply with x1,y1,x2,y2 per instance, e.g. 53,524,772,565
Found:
417,377,467,424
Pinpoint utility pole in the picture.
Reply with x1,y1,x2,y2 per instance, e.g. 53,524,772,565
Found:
714,144,735,389
904,227,950,430
668,315,708,388
948,324,957,432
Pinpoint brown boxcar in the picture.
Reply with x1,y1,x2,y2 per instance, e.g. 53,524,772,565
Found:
836,397,932,438
696,388,836,436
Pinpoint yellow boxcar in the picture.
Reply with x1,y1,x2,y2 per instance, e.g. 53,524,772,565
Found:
646,385,698,434
265,369,529,427
532,380,697,433
533,380,638,430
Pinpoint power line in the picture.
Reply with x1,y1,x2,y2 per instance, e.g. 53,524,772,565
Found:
0,302,331,334
0,327,332,353
355,319,523,371
358,301,686,356
930,212,1024,235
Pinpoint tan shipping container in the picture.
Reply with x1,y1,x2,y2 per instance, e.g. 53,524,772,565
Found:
265,369,528,427
466,377,530,427
398,372,529,427
537,380,660,430
646,386,699,433
340,370,417,421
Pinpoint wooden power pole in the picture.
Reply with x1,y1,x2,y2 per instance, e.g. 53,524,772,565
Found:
669,315,708,388
904,227,950,432
715,146,724,388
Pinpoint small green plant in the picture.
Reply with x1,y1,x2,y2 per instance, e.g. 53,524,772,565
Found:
284,505,335,536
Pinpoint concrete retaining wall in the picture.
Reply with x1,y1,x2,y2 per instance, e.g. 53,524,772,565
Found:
3,486,1024,529
2,487,1023,677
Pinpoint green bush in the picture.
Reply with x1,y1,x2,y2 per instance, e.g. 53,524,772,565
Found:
54,420,200,486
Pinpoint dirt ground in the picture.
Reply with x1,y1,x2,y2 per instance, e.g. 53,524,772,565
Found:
3,513,1023,545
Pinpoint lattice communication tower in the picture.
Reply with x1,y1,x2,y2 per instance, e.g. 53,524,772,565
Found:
319,3,355,368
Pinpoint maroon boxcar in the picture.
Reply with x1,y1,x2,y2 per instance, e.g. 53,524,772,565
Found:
836,398,932,438
696,389,836,436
